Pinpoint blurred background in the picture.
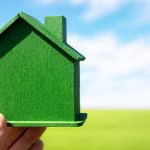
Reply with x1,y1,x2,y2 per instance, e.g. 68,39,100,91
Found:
1,0,150,149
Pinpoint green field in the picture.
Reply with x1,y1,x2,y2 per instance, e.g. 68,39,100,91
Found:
41,110,150,150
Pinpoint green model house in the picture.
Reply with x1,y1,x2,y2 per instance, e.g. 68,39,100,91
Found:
0,12,87,127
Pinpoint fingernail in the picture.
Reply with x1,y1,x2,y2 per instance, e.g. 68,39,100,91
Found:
0,114,4,129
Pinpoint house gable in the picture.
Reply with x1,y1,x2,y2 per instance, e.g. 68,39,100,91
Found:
0,12,85,61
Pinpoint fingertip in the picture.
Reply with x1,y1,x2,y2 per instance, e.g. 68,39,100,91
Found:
0,114,7,149
0,114,6,129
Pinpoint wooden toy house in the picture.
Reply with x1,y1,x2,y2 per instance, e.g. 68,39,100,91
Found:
0,12,87,127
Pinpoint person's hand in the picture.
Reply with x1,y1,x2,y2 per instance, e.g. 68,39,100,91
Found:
0,114,46,150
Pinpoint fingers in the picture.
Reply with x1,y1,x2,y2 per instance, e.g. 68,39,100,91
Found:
6,127,27,148
29,140,43,150
0,116,46,150
9,127,46,150
0,114,7,150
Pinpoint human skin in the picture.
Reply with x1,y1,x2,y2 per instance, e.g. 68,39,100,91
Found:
0,114,46,150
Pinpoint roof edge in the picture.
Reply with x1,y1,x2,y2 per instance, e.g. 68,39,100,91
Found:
0,14,20,34
0,12,86,61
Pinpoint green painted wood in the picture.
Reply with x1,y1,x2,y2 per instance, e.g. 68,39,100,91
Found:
0,12,85,61
74,61,80,119
45,16,67,43
7,113,87,127
0,12,87,127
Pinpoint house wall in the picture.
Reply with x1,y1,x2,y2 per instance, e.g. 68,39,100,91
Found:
74,61,80,120
0,19,76,121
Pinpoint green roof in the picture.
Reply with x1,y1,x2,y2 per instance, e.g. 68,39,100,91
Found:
0,12,85,61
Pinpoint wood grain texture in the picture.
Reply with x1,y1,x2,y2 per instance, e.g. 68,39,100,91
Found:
45,16,67,43
0,12,87,127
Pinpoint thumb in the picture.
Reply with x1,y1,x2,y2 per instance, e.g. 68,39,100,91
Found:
0,114,7,150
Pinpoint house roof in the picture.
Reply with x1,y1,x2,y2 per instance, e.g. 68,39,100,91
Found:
0,12,85,61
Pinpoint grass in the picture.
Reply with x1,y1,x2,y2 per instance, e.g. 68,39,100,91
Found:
41,110,150,150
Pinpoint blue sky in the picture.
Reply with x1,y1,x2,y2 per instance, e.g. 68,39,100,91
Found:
0,0,150,108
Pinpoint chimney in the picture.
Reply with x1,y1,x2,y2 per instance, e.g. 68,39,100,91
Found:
45,16,67,43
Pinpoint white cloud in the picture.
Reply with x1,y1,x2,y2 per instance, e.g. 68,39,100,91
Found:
71,0,86,5
34,0,127,21
68,33,150,108
72,0,150,23
32,0,150,23
80,0,127,22
36,0,54,5
134,0,150,23
35,0,63,5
